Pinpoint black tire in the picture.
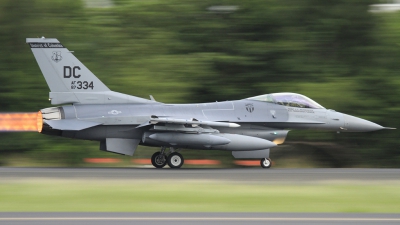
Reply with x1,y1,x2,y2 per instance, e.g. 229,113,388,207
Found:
260,158,272,168
151,152,167,168
167,152,184,169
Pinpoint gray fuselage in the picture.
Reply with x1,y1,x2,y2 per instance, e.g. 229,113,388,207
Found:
43,99,347,147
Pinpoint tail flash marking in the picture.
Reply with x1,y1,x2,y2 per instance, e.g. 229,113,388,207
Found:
27,38,155,105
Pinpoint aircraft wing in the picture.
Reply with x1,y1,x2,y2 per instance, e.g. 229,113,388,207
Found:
136,116,240,128
44,119,102,131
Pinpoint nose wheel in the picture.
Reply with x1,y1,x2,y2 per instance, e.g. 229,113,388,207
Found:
260,158,272,168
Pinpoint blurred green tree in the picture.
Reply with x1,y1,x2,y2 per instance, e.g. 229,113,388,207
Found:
0,0,398,167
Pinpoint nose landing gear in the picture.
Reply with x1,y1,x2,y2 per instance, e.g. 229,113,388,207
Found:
151,147,184,169
260,158,272,168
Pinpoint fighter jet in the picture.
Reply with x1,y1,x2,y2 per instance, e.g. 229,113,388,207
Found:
27,37,393,168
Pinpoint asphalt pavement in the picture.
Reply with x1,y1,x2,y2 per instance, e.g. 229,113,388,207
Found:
0,212,400,225
1,167,399,183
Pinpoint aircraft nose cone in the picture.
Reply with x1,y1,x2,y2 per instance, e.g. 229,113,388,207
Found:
343,114,384,132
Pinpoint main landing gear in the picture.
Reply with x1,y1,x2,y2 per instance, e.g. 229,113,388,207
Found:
151,147,184,169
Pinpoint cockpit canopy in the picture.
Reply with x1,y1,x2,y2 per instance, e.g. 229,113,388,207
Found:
247,93,325,109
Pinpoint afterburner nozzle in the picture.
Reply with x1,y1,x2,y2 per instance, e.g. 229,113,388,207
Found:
36,111,43,133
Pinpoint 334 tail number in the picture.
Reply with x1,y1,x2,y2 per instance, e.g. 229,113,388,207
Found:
64,66,94,90
71,81,94,90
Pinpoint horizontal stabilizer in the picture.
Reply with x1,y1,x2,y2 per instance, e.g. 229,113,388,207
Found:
44,119,101,131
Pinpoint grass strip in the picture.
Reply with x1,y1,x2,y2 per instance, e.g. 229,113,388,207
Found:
0,179,399,212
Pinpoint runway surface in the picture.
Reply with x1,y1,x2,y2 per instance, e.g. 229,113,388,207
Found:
1,168,399,225
0,212,400,225
1,167,400,183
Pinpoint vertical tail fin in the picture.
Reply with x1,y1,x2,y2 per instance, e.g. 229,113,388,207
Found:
27,37,154,105
27,37,110,93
